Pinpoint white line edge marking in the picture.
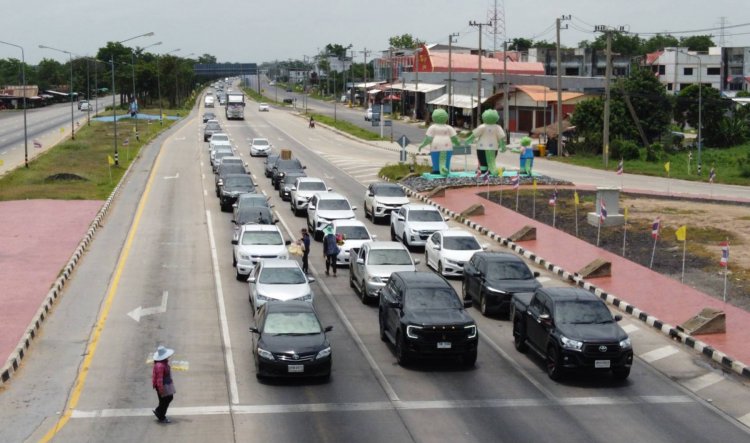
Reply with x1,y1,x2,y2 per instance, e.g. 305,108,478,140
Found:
639,345,679,363
205,210,240,405
274,211,400,403
682,372,724,392
621,324,639,334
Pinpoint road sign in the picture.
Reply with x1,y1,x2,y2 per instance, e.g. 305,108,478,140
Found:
453,145,472,155
383,120,392,127
398,135,411,147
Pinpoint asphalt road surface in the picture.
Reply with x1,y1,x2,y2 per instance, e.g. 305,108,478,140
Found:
1,93,748,443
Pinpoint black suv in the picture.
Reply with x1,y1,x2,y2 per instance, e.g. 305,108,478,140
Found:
271,158,306,190
264,154,280,178
379,272,478,367
463,252,541,317
219,174,255,211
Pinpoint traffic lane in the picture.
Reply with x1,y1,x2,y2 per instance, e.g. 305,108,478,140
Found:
64,116,236,432
227,110,750,439
201,112,400,407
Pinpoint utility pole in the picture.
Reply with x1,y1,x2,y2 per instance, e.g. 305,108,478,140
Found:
503,39,510,143
595,23,626,167
448,33,459,126
414,46,420,120
470,20,491,128
360,48,371,108
555,15,570,156
349,47,354,108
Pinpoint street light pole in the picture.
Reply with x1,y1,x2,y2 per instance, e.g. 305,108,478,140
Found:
39,44,76,140
0,40,28,168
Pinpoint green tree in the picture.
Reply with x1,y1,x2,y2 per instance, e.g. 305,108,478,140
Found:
532,40,557,49
388,34,423,49
674,85,729,146
509,38,533,51
324,44,348,58
590,32,643,56
617,66,672,142
642,34,679,53
197,54,217,64
35,58,65,91
679,35,714,52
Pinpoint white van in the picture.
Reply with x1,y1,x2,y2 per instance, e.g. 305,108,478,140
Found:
204,96,215,108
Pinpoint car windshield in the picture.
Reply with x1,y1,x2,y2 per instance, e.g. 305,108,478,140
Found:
219,165,245,176
276,159,302,170
238,208,272,224
241,231,282,245
263,312,321,335
211,135,229,142
238,196,267,207
555,301,614,324
265,156,279,167
206,123,220,130
375,186,405,197
299,181,327,191
486,261,533,280
221,157,242,165
319,199,350,210
367,249,412,265
443,236,480,250
283,174,305,185
252,139,269,147
405,288,462,310
336,226,370,240
408,210,443,222
259,267,307,284
225,176,254,188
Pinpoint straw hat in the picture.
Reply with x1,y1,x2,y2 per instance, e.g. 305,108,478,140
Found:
153,345,174,362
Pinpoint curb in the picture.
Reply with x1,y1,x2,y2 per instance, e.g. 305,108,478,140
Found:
381,175,750,379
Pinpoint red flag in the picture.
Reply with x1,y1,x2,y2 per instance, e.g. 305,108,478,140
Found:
720,241,729,267
651,218,660,239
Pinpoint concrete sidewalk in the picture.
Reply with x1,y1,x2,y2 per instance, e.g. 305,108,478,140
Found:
414,185,750,376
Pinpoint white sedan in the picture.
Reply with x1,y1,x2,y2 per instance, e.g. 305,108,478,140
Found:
258,103,270,112
331,219,376,266
425,229,486,277
250,138,272,157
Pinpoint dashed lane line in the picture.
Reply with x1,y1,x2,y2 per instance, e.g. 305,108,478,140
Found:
682,372,725,392
621,324,640,334
640,345,679,363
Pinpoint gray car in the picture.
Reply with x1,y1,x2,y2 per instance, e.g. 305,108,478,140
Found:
247,259,316,311
349,241,419,304
204,122,221,141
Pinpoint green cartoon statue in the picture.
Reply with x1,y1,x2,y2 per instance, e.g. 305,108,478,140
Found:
512,136,535,175
465,109,506,176
418,109,459,176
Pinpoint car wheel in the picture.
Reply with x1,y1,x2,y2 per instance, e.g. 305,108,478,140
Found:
379,311,387,342
513,318,528,353
547,346,563,381
462,280,468,300
437,261,444,276
395,331,411,366
232,255,237,267
349,272,356,290
236,269,244,281
402,234,409,250
479,293,490,316
612,367,631,380
390,227,396,241
363,202,369,220
463,349,477,368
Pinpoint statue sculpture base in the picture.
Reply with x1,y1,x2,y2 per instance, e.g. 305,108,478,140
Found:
420,170,542,180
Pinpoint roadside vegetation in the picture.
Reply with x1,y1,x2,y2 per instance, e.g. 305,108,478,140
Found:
308,113,386,141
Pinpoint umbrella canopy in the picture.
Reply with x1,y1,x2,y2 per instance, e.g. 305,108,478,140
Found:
383,94,401,101
531,118,575,137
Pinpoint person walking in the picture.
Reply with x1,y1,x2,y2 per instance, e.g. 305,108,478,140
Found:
309,116,315,128
152,345,176,424
299,228,311,274
322,225,339,276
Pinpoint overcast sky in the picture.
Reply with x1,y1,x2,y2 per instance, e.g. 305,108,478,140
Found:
2,0,749,64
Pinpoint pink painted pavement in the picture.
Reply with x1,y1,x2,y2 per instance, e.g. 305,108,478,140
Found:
430,186,750,365
0,200,102,367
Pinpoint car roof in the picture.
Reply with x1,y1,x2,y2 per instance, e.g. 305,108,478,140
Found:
474,251,525,263
211,133,229,138
260,258,302,269
263,300,315,314
440,229,474,238
333,219,366,227
251,138,269,143
404,204,438,211
238,193,266,200
393,271,451,287
241,224,281,232
538,287,599,302
297,177,325,183
315,191,347,200
365,241,408,250
372,182,401,190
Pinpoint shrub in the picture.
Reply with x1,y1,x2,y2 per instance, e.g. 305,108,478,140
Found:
611,139,641,160
566,132,602,156
646,142,663,162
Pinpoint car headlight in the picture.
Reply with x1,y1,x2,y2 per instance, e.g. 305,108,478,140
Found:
406,325,422,339
278,172,285,178
316,347,331,360
257,348,275,360
240,254,251,260
278,253,289,260
296,293,313,302
465,324,477,339
256,293,271,301
619,337,632,349
368,276,384,284
484,286,508,294
561,335,583,351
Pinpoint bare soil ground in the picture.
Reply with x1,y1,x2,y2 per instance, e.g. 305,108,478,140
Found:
485,189,750,310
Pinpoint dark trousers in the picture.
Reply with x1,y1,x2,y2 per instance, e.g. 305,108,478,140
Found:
302,251,309,273
155,393,173,420
325,254,337,274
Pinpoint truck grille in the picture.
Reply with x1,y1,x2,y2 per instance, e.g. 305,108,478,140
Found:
582,342,622,359
275,352,315,362
417,326,470,342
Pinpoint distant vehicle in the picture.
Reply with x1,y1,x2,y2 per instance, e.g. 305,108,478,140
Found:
232,225,290,280
204,122,222,141
215,162,247,196
290,177,330,216
77,100,88,110
226,93,245,120
79,101,91,112
285,87,292,92
512,287,633,380
211,147,234,171
379,271,477,366
306,192,357,241
258,103,270,112
202,112,216,123
331,219,375,267
268,81,276,86
204,95,215,108
264,154,280,178
208,133,231,152
364,182,409,223
250,138,272,157
390,204,449,249
250,301,332,380
349,241,418,303
463,252,541,317
365,108,379,121
233,193,273,221
247,259,314,308
424,229,486,278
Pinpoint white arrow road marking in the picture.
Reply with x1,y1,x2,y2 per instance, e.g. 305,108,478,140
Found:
164,172,180,180
324,174,334,179
175,137,186,140
127,291,169,322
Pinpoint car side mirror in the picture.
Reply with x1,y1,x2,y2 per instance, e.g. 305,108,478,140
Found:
414,258,421,265
387,300,401,309
269,204,275,208
217,179,224,186
327,187,333,191
351,206,357,211
285,240,291,245
291,187,297,191
356,258,364,264
232,203,238,208
533,271,541,278
614,314,623,322
444,216,450,222
249,327,259,334
463,299,473,308
273,218,279,224
481,244,489,250
307,276,316,283
434,245,441,251
539,313,553,326
397,215,405,221
302,166,307,169
308,205,316,210
324,325,333,332
366,192,373,197
231,239,238,245
247,276,256,283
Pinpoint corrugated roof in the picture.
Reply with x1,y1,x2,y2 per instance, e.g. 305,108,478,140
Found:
513,85,584,102
391,83,445,93
426,51,544,75
427,93,484,109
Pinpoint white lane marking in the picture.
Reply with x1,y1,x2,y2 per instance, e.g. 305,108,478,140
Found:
205,210,240,405
274,211,400,403
682,372,724,392
204,190,208,196
164,172,180,180
353,173,378,179
640,345,679,363
359,179,380,184
70,395,693,419
202,173,205,179
347,165,384,172
621,324,639,334
251,174,257,181
535,276,551,283
127,290,169,322
740,412,750,428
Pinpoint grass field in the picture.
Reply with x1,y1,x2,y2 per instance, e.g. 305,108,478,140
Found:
0,115,177,201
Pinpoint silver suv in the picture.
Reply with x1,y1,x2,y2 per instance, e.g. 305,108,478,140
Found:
349,241,418,303
232,225,291,280
290,177,330,216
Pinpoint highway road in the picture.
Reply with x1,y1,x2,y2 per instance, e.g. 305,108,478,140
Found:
1,92,749,442
0,96,114,174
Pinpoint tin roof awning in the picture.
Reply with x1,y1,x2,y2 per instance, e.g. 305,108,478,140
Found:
428,93,485,110
391,82,445,93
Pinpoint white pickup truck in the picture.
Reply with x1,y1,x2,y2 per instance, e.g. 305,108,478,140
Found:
389,204,449,250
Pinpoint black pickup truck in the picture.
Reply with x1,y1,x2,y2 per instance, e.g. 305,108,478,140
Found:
511,287,633,380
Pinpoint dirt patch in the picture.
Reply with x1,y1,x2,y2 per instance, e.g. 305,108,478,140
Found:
483,189,750,310
44,173,88,182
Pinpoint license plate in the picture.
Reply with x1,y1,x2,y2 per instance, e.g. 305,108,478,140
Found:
595,360,611,369
437,342,452,349
287,364,304,373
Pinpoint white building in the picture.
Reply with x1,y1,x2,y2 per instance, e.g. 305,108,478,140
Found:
646,47,722,94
